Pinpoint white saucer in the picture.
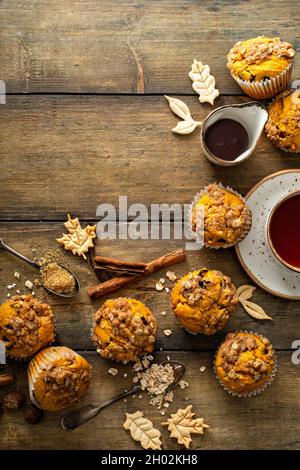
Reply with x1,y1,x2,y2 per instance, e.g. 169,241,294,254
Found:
236,169,300,300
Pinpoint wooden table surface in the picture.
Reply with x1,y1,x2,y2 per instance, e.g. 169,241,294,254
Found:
1,0,300,450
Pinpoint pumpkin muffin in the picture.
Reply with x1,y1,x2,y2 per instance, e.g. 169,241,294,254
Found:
92,297,157,363
215,331,276,397
0,294,55,360
190,183,252,248
171,269,238,335
227,36,295,99
265,89,300,153
28,346,92,411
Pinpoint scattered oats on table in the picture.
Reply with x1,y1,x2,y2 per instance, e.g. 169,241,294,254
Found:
165,287,170,293
166,271,177,281
200,365,206,372
108,368,118,376
179,379,189,389
25,280,33,290
133,361,143,372
7,284,16,290
155,281,164,291
14,272,20,280
159,278,165,284
164,329,172,337
135,362,175,409
160,311,167,317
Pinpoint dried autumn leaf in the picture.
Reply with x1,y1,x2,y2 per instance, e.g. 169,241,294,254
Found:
123,411,162,450
189,59,219,105
164,95,191,120
172,117,202,135
237,284,256,301
56,214,96,260
162,405,209,449
240,300,273,321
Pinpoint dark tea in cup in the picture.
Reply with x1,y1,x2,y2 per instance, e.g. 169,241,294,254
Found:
268,191,300,272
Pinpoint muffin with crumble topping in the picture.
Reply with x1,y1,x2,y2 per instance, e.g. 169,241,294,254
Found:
265,89,300,153
0,294,55,360
190,183,252,248
215,331,276,397
28,346,92,411
227,36,295,99
92,297,157,363
171,268,238,335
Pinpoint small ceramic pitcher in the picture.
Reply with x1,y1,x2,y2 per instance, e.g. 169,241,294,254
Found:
200,101,268,166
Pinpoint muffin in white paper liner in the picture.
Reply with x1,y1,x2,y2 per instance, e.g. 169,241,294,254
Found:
232,61,293,100
214,331,277,398
28,346,92,410
188,183,252,249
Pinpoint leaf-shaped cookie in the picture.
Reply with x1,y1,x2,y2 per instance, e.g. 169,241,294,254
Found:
162,405,209,449
240,300,273,321
189,59,219,105
56,214,96,260
123,411,162,450
172,118,202,135
164,95,191,120
165,95,202,135
237,285,256,301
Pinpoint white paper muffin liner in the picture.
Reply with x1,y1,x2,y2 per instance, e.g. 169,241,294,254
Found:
188,183,252,249
214,330,277,398
231,61,293,99
28,346,82,408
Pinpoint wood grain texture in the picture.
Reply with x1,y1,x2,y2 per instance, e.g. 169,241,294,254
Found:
0,351,299,450
1,95,300,221
0,223,298,351
1,0,300,451
0,0,299,94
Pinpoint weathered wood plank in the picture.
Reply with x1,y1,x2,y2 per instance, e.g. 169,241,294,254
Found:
0,0,299,94
0,351,299,450
1,95,299,221
0,223,298,351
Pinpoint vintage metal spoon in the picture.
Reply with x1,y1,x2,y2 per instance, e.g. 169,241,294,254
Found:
0,237,80,298
61,361,185,431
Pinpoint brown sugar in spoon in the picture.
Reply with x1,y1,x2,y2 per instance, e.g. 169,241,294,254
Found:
0,237,80,298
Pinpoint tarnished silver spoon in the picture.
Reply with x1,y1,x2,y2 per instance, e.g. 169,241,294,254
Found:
61,361,185,431
0,237,80,298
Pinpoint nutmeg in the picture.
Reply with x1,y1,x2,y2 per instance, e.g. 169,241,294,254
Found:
0,373,14,387
23,404,43,424
3,391,25,410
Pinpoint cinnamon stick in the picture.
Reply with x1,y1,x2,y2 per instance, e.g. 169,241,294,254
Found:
93,255,147,275
88,249,186,299
93,255,147,269
93,265,144,276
